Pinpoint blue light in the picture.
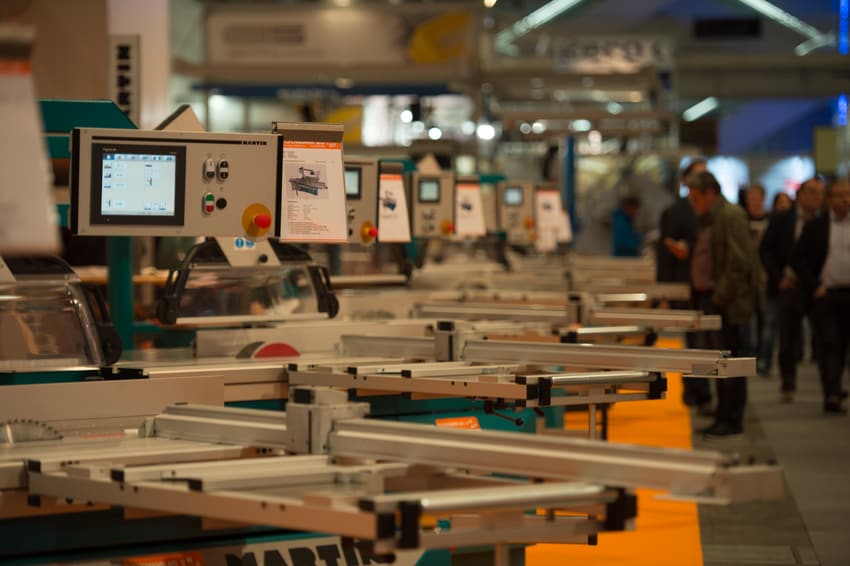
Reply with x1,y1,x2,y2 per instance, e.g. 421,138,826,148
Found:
841,0,849,55
838,93,848,126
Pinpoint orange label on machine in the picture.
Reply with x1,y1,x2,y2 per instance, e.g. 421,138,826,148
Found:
435,416,481,430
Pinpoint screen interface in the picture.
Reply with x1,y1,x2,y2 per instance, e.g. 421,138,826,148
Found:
101,152,177,216
418,179,440,203
503,187,523,206
344,168,361,199
90,143,185,226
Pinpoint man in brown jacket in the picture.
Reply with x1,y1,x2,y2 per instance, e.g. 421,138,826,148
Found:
688,171,764,437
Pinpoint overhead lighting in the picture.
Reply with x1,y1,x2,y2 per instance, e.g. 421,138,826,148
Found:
428,127,442,140
477,123,496,141
495,0,587,54
483,0,498,7
733,0,835,54
334,77,354,89
209,94,228,111
333,0,351,6
682,97,719,122
795,34,835,56
606,101,624,115
400,110,413,123
519,122,532,134
570,119,592,132
461,120,477,135
531,121,546,134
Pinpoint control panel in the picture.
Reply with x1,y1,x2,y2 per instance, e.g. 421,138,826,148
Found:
71,128,280,238
497,181,536,246
407,170,455,238
343,156,379,245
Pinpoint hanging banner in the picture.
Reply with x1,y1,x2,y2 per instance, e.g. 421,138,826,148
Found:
280,140,348,242
206,8,474,71
553,36,673,73
454,182,486,237
535,189,573,252
377,173,411,243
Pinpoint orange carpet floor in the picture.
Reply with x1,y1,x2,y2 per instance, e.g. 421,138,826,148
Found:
526,336,704,566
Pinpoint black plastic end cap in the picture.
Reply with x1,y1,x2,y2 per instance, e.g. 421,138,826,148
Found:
376,512,396,539
561,331,578,344
398,501,422,549
292,388,313,404
604,488,638,531
648,374,667,400
538,377,553,406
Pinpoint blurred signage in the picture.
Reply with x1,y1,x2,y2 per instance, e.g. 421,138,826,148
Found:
206,8,473,68
109,35,140,127
554,36,673,73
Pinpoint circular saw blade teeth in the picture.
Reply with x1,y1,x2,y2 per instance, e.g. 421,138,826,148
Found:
0,420,63,444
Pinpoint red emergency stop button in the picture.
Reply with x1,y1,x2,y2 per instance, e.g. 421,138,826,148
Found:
524,217,535,229
253,213,272,229
441,220,455,235
359,222,378,243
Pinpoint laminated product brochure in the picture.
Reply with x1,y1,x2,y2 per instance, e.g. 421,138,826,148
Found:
454,182,486,237
377,173,411,242
280,140,348,242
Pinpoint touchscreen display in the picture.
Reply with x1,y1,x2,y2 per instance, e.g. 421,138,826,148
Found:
344,168,361,199
503,187,523,206
418,179,440,203
101,152,177,216
90,143,185,226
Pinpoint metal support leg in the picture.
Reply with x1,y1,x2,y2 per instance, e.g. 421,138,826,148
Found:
494,543,510,566
588,404,598,440
601,404,609,440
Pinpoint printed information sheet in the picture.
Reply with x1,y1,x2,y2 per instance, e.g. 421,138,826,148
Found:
454,183,486,237
535,189,573,252
280,140,347,242
377,173,411,242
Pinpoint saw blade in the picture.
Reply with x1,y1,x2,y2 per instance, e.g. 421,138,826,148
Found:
0,419,63,444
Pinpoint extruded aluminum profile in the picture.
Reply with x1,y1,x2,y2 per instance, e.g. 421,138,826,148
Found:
413,302,571,323
340,335,436,358
365,482,608,513
329,418,781,502
27,469,385,545
462,339,754,378
289,367,657,407
418,514,597,548
588,308,722,330
142,403,288,448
